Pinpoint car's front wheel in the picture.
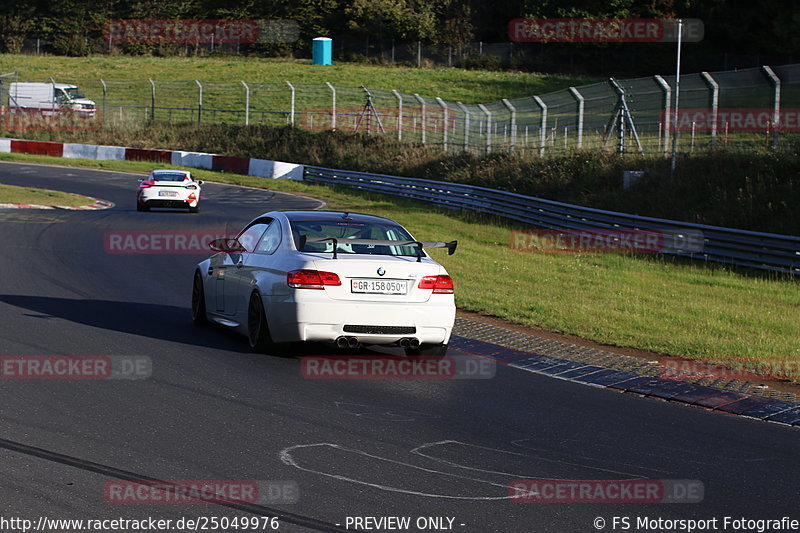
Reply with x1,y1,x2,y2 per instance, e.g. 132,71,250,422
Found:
248,291,277,353
405,343,448,357
191,271,207,325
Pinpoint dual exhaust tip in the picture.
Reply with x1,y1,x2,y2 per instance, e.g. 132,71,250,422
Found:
334,336,420,349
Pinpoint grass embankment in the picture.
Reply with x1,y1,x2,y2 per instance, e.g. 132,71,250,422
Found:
0,55,597,104
1,151,798,378
0,182,94,207
3,123,799,235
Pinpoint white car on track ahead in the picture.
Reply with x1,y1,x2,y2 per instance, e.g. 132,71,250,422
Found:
191,210,457,356
137,169,203,213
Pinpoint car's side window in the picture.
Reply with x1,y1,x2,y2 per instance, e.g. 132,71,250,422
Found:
237,219,271,253
255,220,282,254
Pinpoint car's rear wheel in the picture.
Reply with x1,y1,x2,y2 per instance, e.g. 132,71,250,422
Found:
191,271,207,325
248,291,278,354
405,343,448,357
137,202,149,212
189,205,199,213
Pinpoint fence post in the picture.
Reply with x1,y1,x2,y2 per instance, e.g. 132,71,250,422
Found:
435,97,449,151
501,99,517,152
148,78,155,122
99,79,107,126
478,104,491,155
455,102,470,152
195,80,202,124
762,65,781,151
653,75,671,155
240,81,249,126
326,82,336,131
391,90,403,141
533,95,547,156
700,71,719,150
286,81,295,126
414,93,426,144
567,87,584,149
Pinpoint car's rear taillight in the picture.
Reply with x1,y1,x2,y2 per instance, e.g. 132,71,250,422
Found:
287,269,342,289
418,274,454,294
139,180,154,188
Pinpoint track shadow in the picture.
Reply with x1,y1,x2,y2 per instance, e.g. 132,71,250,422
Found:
0,294,249,353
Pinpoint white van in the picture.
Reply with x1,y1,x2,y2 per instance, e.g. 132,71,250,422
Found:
7,82,96,118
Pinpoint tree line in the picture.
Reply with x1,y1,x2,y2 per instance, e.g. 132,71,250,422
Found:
0,0,797,59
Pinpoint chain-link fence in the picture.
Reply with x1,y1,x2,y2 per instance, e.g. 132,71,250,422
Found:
2,63,798,155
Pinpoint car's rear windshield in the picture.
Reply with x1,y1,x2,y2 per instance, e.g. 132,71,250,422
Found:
152,173,189,181
291,219,422,257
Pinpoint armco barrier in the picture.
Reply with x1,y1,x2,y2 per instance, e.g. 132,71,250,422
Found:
125,147,173,163
303,166,800,275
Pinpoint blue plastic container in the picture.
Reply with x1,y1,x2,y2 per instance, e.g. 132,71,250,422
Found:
312,37,332,66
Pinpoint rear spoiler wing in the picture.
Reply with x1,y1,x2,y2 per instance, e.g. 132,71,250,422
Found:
298,236,457,262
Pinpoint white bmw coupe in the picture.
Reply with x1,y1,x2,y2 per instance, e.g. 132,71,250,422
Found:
191,210,457,356
137,169,203,213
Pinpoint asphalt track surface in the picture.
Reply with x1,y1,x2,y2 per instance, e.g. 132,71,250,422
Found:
0,161,797,532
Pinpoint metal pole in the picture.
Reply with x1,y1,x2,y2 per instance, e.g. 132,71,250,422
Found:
670,19,683,181
326,82,336,131
417,42,422,68
501,99,517,152
100,79,107,126
700,71,719,150
435,97,449,151
478,104,491,155
148,78,155,122
455,102,470,152
762,66,781,151
654,75,671,155
286,81,295,126
567,87,584,149
392,90,403,141
195,80,202,124
414,93,426,144
241,81,249,126
533,96,547,156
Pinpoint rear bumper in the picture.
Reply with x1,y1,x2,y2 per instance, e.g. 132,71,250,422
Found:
268,297,455,346
139,192,198,208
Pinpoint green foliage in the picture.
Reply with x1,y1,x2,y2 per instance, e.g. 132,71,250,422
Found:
3,119,797,235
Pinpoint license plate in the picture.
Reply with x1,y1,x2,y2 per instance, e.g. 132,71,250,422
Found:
351,279,407,295
158,190,178,197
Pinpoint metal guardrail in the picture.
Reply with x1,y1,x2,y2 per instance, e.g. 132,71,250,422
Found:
303,166,800,275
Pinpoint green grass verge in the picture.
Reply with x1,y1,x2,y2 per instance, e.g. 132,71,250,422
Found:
0,181,95,207
0,55,598,104
1,151,798,379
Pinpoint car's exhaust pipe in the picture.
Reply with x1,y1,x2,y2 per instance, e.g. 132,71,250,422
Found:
335,336,350,349
408,338,420,349
398,338,410,348
335,336,360,349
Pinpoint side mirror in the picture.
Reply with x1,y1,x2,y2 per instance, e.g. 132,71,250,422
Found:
196,180,204,185
209,238,246,253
